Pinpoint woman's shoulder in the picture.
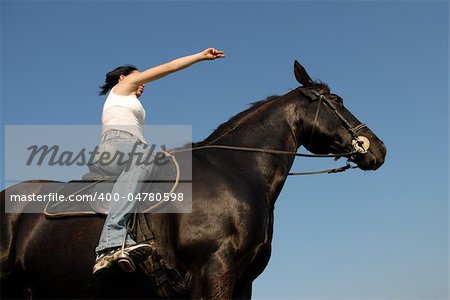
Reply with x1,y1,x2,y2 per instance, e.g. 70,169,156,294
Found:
111,82,139,97
106,87,136,100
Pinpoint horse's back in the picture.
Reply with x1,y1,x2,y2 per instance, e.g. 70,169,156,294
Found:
1,181,98,298
0,181,41,279
1,182,50,298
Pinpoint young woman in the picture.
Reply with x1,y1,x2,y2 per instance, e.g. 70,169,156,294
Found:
92,48,225,274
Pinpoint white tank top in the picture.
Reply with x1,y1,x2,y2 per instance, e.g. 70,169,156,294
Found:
101,86,147,143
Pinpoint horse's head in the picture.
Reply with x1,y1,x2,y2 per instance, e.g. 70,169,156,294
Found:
294,60,386,170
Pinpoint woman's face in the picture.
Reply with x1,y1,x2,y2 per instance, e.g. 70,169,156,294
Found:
136,83,145,98
130,70,145,97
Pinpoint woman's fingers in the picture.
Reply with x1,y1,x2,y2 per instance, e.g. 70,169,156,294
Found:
201,48,225,60
210,49,225,59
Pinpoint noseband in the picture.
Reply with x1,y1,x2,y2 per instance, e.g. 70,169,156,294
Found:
299,88,370,155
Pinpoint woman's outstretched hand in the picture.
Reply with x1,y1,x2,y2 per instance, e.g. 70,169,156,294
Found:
200,48,225,60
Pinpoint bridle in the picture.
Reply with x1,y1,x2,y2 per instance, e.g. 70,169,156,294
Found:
298,87,370,157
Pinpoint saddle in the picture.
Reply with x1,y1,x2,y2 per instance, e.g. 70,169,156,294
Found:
44,156,192,298
44,153,180,217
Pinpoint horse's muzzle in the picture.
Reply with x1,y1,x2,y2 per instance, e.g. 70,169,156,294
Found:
352,139,386,171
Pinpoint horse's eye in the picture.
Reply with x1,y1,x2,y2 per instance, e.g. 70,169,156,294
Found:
330,95,343,106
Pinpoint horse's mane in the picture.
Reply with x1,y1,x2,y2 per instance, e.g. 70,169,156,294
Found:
187,80,329,148
193,95,280,146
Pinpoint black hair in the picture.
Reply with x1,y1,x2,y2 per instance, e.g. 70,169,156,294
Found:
98,65,138,95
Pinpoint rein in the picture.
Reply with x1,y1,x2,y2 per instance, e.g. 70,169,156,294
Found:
139,144,356,213
172,144,357,158
171,145,358,176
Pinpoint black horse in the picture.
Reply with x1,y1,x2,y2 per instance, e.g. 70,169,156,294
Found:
1,61,386,299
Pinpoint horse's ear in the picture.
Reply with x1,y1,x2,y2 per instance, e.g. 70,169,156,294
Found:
294,60,313,86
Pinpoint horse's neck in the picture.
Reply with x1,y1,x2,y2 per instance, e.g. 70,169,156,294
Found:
209,91,301,195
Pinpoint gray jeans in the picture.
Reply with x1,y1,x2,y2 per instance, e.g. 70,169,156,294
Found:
94,130,155,253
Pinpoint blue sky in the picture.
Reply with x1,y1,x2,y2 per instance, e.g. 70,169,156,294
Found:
1,1,448,299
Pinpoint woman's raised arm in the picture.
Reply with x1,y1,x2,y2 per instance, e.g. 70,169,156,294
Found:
115,48,224,95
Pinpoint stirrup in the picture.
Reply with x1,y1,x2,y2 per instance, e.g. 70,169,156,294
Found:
117,253,137,272
118,243,154,272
